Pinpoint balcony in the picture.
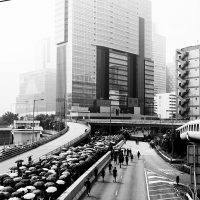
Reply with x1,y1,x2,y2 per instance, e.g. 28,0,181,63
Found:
179,80,189,89
180,88,190,98
181,52,189,60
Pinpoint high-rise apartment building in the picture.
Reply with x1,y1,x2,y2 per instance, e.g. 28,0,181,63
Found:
55,0,153,116
153,32,166,94
154,92,176,119
15,68,56,115
166,63,176,93
176,45,200,120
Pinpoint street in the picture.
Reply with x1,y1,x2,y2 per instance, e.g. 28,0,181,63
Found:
81,140,190,200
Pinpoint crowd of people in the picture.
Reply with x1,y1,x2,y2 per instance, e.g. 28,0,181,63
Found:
84,147,141,196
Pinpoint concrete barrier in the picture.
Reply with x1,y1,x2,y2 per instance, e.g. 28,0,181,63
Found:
57,151,111,200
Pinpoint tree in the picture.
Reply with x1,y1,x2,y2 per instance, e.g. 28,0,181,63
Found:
1,112,18,125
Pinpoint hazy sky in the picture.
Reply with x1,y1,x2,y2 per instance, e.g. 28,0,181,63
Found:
0,0,200,115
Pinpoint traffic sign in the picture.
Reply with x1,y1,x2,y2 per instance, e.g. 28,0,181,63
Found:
187,145,200,165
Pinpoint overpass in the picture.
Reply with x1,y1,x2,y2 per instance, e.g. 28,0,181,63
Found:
87,119,187,129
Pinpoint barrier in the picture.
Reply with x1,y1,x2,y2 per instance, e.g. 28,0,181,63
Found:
57,151,111,200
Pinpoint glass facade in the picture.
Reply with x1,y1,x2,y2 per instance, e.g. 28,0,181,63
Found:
109,49,128,107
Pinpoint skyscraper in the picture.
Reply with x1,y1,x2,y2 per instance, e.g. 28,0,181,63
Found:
166,63,176,93
55,0,153,116
176,45,200,120
153,32,166,94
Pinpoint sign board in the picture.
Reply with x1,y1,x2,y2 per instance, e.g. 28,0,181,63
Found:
190,166,200,185
128,98,138,107
187,145,200,165
134,107,141,115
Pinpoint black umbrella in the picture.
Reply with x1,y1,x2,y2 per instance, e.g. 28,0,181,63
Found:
15,181,25,189
2,186,14,193
3,178,14,186
33,181,44,188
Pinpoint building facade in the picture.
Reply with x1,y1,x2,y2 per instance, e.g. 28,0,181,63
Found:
166,63,176,93
55,0,153,116
15,68,56,115
154,92,176,119
153,32,166,94
176,45,200,120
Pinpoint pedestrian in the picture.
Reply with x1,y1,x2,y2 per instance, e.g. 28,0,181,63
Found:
113,167,117,182
114,154,117,164
130,153,133,162
137,151,141,159
94,167,98,180
108,163,113,174
101,168,105,182
125,155,129,166
124,148,126,155
84,178,91,196
176,176,179,185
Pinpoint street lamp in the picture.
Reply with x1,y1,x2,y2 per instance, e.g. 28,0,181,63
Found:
32,98,44,143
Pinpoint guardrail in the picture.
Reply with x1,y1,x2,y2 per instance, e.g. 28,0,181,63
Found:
39,124,91,161
0,127,69,163
57,138,124,200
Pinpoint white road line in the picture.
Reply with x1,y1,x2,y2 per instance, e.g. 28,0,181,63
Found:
144,169,150,200
149,188,174,191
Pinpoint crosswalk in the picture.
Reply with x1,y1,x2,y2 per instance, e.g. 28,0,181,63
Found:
145,169,182,200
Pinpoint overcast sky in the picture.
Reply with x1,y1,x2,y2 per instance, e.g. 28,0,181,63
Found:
0,0,200,115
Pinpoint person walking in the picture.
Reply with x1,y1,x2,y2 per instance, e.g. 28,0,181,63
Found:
94,167,98,180
125,155,129,166
101,168,105,182
84,178,91,196
137,151,141,159
130,153,133,162
108,163,113,174
113,167,117,182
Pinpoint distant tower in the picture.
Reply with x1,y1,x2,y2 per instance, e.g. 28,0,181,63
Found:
166,63,176,93
176,45,200,120
153,32,166,94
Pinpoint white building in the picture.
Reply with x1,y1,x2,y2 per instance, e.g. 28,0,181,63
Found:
154,92,176,119
176,45,200,120
55,0,153,116
12,120,43,145
153,32,166,94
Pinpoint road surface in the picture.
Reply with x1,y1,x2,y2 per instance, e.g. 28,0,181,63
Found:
0,122,88,174
81,141,190,200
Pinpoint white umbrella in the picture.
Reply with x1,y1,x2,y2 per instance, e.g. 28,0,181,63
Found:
42,168,49,171
8,197,21,200
23,193,35,200
19,166,26,170
17,187,28,193
46,186,57,193
48,169,56,174
25,185,36,191
0,185,4,191
56,180,65,185
9,173,18,178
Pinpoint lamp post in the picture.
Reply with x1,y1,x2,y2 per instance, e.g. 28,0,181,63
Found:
32,98,44,143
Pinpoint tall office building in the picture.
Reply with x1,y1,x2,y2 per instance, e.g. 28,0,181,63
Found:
55,0,153,116
176,45,200,120
15,68,56,116
166,63,176,93
153,32,166,94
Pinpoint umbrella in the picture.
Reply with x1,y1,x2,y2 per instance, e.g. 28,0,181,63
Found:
13,177,22,182
15,159,24,163
2,186,14,193
3,178,14,186
48,169,56,174
56,180,65,185
0,186,4,191
9,197,21,200
17,187,28,194
46,186,57,193
62,171,70,176
9,173,18,178
33,181,44,188
25,186,36,192
32,189,41,195
3,191,11,198
9,166,18,171
23,193,35,200
42,168,49,171
39,171,46,176
59,175,68,180
19,166,26,170
15,182,25,189
29,167,36,171
11,191,22,197
44,182,55,187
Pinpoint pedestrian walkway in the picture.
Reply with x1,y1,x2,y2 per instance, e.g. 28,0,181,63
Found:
146,169,181,200
0,122,88,174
